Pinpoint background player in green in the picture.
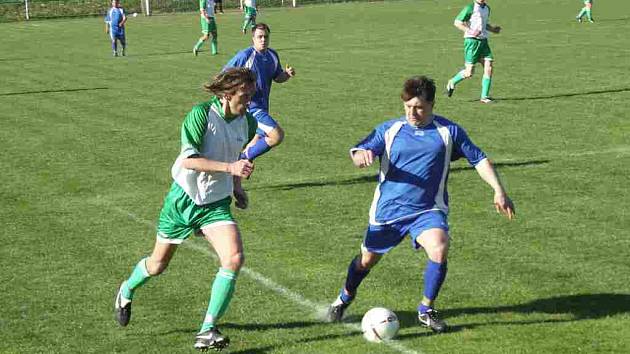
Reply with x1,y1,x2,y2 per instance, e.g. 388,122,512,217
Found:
576,0,594,23
445,0,502,103
241,0,258,35
193,0,218,56
114,68,258,352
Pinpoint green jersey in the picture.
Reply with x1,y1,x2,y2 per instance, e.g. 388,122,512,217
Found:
171,97,257,205
456,2,491,39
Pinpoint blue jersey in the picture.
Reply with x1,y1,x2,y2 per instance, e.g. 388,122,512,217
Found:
224,47,283,111
352,115,487,225
105,7,125,35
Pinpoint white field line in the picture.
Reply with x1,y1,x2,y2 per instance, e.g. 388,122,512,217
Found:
101,202,421,354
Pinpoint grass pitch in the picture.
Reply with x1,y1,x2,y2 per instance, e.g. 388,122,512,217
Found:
1,0,629,353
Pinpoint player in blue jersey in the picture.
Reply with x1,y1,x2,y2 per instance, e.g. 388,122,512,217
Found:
224,23,296,161
104,0,127,57
326,76,515,333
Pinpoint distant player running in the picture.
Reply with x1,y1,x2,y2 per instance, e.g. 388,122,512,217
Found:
445,0,502,103
104,0,127,57
241,0,258,35
224,23,295,161
114,68,258,352
193,0,218,56
576,0,594,23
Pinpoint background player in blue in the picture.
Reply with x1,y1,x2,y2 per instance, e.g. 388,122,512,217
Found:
326,76,515,333
224,23,296,161
104,0,127,57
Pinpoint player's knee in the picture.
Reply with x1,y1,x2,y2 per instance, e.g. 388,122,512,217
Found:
221,252,244,271
463,70,474,78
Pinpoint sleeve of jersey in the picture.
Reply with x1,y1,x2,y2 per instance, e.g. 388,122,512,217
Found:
350,126,386,157
271,50,284,79
451,125,487,166
245,113,258,148
224,52,246,71
180,105,208,158
455,4,473,22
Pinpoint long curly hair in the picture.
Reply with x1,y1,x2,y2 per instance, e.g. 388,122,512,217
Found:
204,67,257,98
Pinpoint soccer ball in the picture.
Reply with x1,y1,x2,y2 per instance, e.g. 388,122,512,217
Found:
132,12,138,17
361,307,400,342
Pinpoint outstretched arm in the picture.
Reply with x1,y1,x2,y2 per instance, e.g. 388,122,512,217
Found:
486,23,501,33
182,157,254,178
474,159,515,219
350,149,375,168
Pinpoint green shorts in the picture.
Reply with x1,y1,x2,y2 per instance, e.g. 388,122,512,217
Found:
464,38,494,64
200,17,217,34
244,5,257,18
157,183,234,244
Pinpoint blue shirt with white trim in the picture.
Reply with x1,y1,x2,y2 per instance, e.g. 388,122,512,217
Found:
105,7,125,35
224,47,284,111
352,115,487,225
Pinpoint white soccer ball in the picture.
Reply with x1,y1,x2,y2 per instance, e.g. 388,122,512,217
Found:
132,12,138,17
361,307,400,343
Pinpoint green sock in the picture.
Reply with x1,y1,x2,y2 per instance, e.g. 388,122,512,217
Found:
123,257,151,299
194,39,204,51
211,38,218,55
451,70,466,85
481,75,492,99
586,9,592,21
199,268,238,333
577,8,586,19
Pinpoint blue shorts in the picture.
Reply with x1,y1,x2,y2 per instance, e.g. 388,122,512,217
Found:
362,210,449,254
250,108,278,137
110,30,125,41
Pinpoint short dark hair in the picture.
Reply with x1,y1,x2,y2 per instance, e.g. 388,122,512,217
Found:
203,68,257,97
401,76,436,102
252,23,271,35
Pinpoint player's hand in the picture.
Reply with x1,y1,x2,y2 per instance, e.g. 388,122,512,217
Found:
492,25,501,34
228,159,254,178
233,187,249,209
470,29,482,37
285,65,295,78
352,150,375,168
494,192,515,220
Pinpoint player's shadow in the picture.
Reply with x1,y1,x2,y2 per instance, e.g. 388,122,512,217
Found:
490,87,630,101
133,50,204,57
0,87,109,96
229,331,362,354
394,293,630,337
153,320,321,336
250,159,549,191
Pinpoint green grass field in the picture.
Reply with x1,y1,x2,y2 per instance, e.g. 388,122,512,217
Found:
1,0,629,352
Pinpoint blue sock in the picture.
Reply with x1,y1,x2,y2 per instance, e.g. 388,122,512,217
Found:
244,138,271,160
422,260,448,302
342,256,370,302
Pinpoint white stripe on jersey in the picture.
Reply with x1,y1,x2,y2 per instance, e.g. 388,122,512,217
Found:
433,120,453,214
245,50,256,69
368,121,404,226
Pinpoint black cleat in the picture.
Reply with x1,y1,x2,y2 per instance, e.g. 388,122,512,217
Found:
326,301,350,322
114,282,132,327
446,80,455,97
418,309,448,333
194,328,230,352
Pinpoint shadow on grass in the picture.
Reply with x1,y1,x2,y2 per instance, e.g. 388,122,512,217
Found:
230,331,362,354
0,87,109,96
249,159,549,191
153,320,322,336
482,87,630,102
394,293,630,337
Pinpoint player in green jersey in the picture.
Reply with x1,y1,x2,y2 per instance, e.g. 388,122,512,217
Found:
193,0,218,56
576,0,594,23
241,0,258,35
445,0,502,103
114,68,258,352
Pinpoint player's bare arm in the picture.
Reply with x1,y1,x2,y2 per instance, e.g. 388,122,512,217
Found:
274,65,296,83
486,23,501,33
351,149,374,168
182,156,254,178
474,158,515,219
233,176,248,209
